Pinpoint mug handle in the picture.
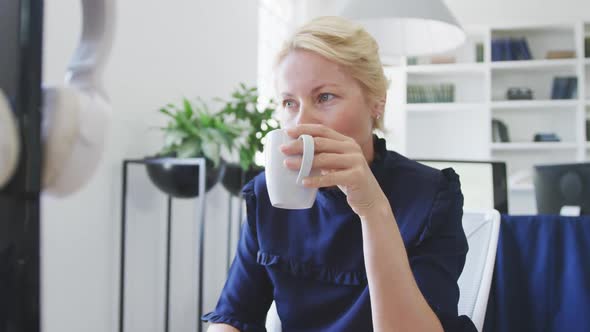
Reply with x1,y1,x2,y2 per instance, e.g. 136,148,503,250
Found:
296,134,314,185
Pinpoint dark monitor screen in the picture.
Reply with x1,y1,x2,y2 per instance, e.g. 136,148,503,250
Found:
534,163,590,215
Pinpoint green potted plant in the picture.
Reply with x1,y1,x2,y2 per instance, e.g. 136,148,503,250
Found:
216,83,278,196
146,97,245,198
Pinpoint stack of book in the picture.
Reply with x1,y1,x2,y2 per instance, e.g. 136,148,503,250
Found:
551,76,577,99
407,84,455,103
491,38,532,61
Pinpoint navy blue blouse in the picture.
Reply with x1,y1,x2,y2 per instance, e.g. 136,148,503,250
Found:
203,136,477,332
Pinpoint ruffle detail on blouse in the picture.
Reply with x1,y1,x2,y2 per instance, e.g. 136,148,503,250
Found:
417,167,463,246
256,251,367,286
201,312,267,332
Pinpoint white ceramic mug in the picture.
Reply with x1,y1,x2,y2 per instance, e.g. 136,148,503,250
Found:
264,129,317,209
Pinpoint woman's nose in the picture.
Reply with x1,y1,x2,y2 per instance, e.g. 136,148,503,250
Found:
295,105,318,125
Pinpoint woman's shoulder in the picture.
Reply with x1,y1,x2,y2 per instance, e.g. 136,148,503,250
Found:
379,150,464,245
241,170,268,200
380,150,460,197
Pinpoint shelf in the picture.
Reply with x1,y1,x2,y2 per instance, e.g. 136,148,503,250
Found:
492,23,576,32
491,100,578,110
406,103,485,112
406,63,487,75
491,142,578,151
490,59,578,70
509,183,534,192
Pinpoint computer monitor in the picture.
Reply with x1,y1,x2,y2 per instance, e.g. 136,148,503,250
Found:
534,163,590,215
417,160,508,214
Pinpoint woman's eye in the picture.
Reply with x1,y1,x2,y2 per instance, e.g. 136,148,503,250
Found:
282,100,296,108
318,93,335,103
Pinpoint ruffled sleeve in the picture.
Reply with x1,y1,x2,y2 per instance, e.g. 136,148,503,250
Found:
256,251,367,286
409,168,478,332
201,180,273,332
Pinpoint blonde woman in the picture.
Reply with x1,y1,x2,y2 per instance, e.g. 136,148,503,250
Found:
203,16,476,332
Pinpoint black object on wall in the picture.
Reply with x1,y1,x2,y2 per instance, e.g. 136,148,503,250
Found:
534,163,590,215
0,0,44,331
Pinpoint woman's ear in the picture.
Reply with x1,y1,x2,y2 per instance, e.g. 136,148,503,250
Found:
372,95,386,119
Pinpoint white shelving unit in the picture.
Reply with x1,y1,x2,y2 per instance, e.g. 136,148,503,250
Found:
392,22,590,214
406,102,485,113
491,100,578,109
491,142,579,151
490,58,578,70
406,63,488,74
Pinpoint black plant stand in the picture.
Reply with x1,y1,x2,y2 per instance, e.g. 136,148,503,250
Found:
225,195,246,273
119,158,207,332
224,171,247,273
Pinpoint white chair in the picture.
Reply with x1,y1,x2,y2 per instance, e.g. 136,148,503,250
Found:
266,209,501,332
265,301,281,332
457,209,500,332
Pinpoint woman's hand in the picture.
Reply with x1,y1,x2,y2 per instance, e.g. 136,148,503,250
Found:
281,124,388,218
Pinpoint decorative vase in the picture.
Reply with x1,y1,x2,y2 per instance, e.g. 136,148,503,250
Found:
221,163,264,196
145,156,225,198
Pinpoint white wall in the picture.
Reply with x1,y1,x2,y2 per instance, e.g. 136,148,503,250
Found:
41,1,258,332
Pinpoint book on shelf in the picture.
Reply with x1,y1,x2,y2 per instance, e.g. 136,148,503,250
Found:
476,43,484,63
533,133,561,142
545,50,576,59
551,76,577,99
430,55,456,64
407,84,455,103
491,37,532,61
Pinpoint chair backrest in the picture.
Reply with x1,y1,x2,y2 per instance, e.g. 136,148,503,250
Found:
266,301,281,332
458,209,501,332
266,209,501,332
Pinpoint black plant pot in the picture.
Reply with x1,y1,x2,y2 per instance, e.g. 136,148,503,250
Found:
145,157,225,198
221,163,264,196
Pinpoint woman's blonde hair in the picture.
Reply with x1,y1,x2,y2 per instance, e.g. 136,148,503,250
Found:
275,16,389,131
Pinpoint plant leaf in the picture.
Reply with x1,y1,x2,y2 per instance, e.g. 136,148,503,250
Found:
183,98,194,118
177,140,201,158
201,140,220,167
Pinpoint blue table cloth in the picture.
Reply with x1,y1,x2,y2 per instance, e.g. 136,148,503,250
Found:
483,214,590,332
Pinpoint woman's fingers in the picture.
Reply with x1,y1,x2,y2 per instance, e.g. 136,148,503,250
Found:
280,136,355,156
284,152,363,171
300,168,359,188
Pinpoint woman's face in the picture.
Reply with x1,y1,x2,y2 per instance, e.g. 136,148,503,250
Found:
275,49,379,156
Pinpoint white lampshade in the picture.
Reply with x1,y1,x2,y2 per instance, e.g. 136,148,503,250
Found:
339,0,466,59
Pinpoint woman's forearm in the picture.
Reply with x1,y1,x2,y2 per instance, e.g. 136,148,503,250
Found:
359,198,443,332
